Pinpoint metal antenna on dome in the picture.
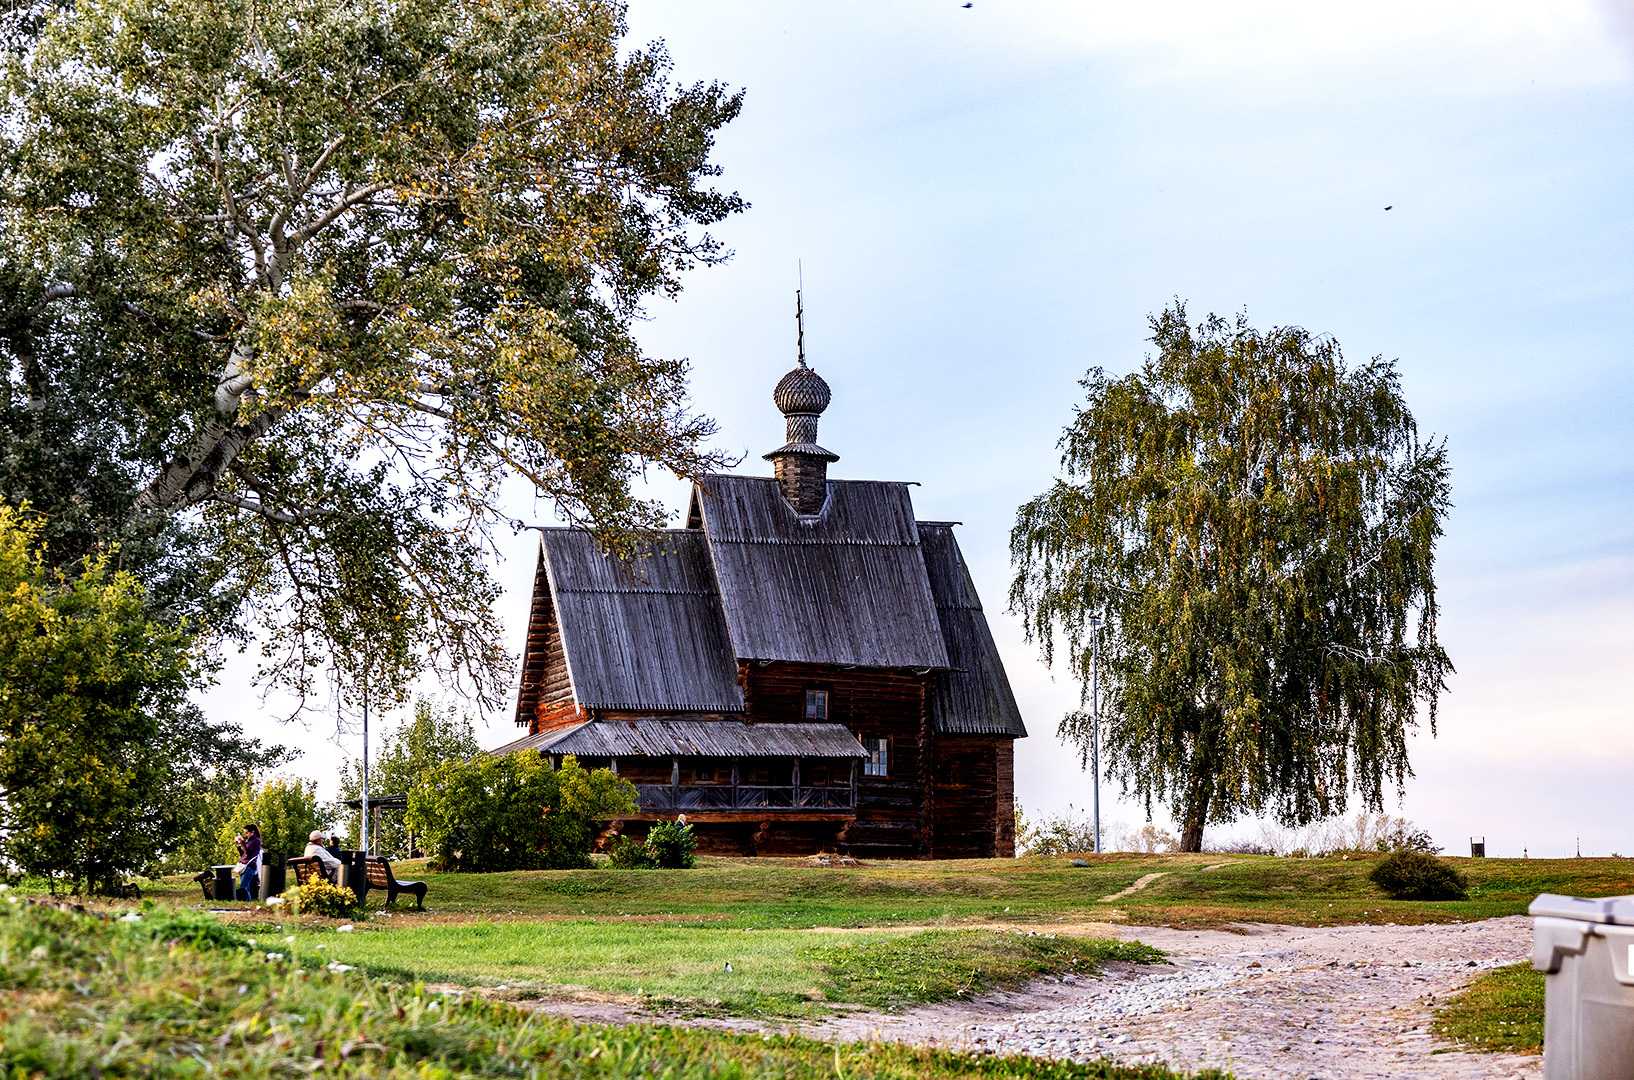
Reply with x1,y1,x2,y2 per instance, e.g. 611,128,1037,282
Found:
795,261,806,368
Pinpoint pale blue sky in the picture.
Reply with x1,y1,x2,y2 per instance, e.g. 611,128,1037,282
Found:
223,1,1634,857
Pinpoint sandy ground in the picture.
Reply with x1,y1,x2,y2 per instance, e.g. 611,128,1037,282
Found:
514,916,1543,1080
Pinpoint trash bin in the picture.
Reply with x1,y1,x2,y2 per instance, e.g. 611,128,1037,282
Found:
210,865,234,902
1530,893,1634,1079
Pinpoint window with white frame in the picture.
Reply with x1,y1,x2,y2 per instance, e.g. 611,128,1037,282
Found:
862,737,888,777
804,689,829,719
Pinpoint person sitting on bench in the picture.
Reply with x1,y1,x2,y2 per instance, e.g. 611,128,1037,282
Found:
302,830,343,884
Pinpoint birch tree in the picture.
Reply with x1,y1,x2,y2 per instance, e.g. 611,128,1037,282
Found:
1011,304,1453,852
0,0,742,712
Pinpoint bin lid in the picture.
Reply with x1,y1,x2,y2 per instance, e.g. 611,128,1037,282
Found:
1529,893,1634,924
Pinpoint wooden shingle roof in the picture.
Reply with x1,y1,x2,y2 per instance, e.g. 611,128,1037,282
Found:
537,529,745,712
493,719,869,759
690,475,951,669
918,523,1028,738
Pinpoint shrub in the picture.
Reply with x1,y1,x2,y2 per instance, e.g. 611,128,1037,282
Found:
607,835,658,869
407,752,636,873
123,903,250,950
290,878,360,918
1369,850,1469,900
217,777,321,865
646,821,696,869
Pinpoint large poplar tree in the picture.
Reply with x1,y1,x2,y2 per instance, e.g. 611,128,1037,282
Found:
0,0,742,714
1011,304,1453,851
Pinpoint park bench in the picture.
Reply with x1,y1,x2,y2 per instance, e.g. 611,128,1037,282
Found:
364,855,427,909
286,855,333,887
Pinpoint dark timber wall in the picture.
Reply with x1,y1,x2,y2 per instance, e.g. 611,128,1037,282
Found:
930,736,1016,858
742,660,932,859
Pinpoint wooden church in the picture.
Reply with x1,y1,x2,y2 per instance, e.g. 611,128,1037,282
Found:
496,334,1026,859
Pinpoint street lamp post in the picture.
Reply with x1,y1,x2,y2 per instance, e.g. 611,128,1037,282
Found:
1088,614,1102,854
361,682,370,858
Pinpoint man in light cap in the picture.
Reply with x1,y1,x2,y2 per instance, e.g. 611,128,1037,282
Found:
303,831,343,883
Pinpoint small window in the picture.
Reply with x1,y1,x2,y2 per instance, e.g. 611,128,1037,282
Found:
805,689,829,719
862,737,888,777
695,764,715,783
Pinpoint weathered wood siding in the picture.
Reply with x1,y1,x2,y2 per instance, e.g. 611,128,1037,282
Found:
515,552,574,729
930,735,1017,858
742,660,932,859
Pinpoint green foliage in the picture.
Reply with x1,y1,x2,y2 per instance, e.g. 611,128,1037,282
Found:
1011,303,1453,851
336,698,480,854
0,506,196,893
1368,850,1469,900
123,902,252,952
608,835,659,869
0,902,1212,1080
812,931,1166,1011
216,776,321,864
406,752,635,872
290,878,361,919
646,821,697,869
1433,962,1544,1054
1,0,745,717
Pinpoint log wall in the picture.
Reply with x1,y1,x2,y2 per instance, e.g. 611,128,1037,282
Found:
930,735,1017,858
742,660,932,859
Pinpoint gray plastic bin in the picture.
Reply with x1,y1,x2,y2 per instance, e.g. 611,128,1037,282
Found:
1531,893,1634,1079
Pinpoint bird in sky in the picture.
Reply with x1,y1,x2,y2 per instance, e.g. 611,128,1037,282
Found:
962,3,972,7
1384,205,1393,210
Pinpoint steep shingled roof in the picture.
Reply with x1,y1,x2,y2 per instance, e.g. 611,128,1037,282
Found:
918,524,1028,738
537,528,744,712
689,475,950,669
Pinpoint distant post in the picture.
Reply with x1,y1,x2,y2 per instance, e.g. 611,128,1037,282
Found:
1089,612,1102,854
1470,836,1486,858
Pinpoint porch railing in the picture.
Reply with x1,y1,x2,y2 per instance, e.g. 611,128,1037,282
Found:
633,784,855,813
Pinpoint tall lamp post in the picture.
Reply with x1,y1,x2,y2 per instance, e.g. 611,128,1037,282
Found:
1088,613,1102,854
361,681,371,858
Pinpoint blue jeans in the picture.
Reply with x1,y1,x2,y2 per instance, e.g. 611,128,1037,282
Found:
237,869,259,901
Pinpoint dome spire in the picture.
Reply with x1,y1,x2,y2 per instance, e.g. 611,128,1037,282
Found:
765,286,837,515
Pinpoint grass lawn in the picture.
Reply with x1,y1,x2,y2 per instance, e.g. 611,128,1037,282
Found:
0,902,1226,1080
1433,962,1545,1054
139,852,1634,931
304,921,1163,1015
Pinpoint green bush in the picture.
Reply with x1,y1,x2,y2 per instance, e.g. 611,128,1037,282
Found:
607,835,658,869
406,752,636,873
217,776,321,865
1369,849,1469,900
290,878,360,918
646,820,696,869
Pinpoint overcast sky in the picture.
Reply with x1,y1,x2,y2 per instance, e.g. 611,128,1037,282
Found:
221,1,1634,858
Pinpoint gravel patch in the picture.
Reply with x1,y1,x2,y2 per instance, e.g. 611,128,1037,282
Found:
804,916,1542,1079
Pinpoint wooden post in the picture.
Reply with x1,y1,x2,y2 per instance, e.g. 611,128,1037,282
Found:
849,759,858,808
671,757,680,806
792,758,801,807
731,759,739,809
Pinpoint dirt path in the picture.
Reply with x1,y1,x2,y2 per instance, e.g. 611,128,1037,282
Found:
517,917,1542,1080
1098,872,1170,903
800,917,1542,1079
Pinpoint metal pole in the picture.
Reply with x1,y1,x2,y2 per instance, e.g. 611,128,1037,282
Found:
1091,620,1100,855
361,681,370,858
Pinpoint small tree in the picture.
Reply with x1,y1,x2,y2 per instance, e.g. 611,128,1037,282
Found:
0,506,195,893
1012,304,1453,852
336,699,480,855
406,752,634,872
217,777,322,864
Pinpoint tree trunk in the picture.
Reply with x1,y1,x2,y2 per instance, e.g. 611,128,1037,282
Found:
1179,766,1212,853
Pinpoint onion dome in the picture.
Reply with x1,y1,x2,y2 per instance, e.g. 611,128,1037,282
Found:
774,362,831,416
